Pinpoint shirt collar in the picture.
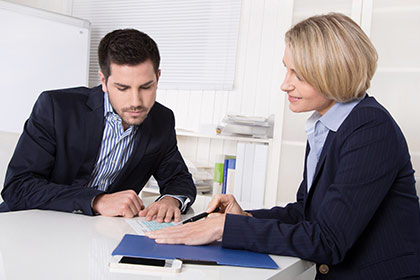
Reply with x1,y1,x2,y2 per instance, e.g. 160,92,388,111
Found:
306,94,365,133
103,92,114,117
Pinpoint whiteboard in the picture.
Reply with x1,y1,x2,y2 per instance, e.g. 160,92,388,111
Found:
0,0,90,133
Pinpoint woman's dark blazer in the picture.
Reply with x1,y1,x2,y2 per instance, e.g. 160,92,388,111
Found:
223,96,420,279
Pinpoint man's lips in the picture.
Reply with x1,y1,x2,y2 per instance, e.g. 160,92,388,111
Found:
126,110,146,117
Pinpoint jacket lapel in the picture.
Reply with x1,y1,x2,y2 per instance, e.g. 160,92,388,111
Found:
306,130,336,197
302,143,310,198
78,86,104,179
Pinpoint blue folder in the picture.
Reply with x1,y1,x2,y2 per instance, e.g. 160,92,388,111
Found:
112,234,278,269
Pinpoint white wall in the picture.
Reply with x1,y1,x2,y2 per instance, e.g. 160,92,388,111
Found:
157,0,293,206
2,0,296,204
3,0,419,206
158,0,287,132
3,0,71,14
368,0,420,179
0,0,85,189
277,0,420,204
0,0,90,133
162,0,420,205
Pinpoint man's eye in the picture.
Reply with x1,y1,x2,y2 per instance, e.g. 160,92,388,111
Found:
117,87,127,91
141,86,151,90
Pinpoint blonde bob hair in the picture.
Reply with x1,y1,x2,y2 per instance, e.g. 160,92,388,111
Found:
285,13,378,102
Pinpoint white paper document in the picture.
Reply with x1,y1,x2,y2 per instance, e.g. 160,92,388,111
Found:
126,219,175,235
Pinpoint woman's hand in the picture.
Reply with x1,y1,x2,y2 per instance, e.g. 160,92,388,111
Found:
207,194,252,217
145,214,226,245
146,194,251,245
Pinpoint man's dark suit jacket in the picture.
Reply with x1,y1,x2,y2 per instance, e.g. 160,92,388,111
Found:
0,86,196,215
222,96,420,279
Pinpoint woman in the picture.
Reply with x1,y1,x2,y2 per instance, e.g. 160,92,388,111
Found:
147,13,420,279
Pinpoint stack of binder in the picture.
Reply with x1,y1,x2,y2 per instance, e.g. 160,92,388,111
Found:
185,159,213,195
212,154,236,195
211,143,268,209
234,142,268,209
147,160,213,195
217,114,274,138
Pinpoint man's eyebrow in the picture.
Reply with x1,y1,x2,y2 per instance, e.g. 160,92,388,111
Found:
140,80,154,87
113,82,129,88
113,80,154,88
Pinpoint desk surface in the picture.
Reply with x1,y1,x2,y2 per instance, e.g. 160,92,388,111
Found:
0,195,313,280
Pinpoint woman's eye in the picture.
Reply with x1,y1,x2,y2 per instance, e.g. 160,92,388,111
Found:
293,71,304,81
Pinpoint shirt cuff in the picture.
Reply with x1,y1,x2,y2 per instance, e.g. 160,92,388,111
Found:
157,194,191,213
90,193,105,215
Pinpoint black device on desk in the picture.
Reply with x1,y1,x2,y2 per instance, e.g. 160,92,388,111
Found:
109,256,183,273
120,257,166,266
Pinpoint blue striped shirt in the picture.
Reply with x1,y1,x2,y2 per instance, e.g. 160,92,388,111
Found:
87,92,188,211
87,92,138,191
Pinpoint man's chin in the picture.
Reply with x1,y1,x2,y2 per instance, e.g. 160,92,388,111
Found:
122,115,148,128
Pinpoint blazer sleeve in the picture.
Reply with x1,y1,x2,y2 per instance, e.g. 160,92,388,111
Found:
222,107,406,265
248,178,306,224
1,92,103,215
152,111,196,210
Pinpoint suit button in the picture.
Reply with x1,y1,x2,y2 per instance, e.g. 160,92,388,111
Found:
319,264,329,274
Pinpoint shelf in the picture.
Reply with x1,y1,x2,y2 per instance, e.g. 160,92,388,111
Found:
141,186,213,197
176,129,272,144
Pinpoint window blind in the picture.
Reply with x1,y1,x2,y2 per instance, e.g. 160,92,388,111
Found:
72,0,241,90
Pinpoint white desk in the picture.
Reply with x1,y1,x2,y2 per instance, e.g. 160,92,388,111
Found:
0,195,313,280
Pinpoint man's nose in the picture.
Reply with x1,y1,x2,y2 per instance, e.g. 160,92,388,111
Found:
129,89,143,107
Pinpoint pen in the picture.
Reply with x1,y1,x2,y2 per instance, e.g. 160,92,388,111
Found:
180,207,221,224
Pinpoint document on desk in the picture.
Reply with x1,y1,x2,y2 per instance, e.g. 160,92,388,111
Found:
112,234,279,269
126,219,175,235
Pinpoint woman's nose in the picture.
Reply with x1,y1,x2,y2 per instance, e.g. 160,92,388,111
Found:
280,74,294,93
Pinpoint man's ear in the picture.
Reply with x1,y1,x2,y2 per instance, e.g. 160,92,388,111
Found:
156,69,161,82
98,70,108,93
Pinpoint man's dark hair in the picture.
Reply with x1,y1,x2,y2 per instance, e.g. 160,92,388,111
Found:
98,29,160,82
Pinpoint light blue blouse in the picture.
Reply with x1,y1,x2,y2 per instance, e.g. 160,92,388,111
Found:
305,97,363,191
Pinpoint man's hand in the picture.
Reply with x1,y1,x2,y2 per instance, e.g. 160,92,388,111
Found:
146,214,225,245
138,196,181,223
92,190,144,218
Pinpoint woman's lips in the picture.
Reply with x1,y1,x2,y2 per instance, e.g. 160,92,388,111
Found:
288,95,302,102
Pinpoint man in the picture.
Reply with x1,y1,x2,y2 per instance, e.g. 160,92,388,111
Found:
0,29,196,222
